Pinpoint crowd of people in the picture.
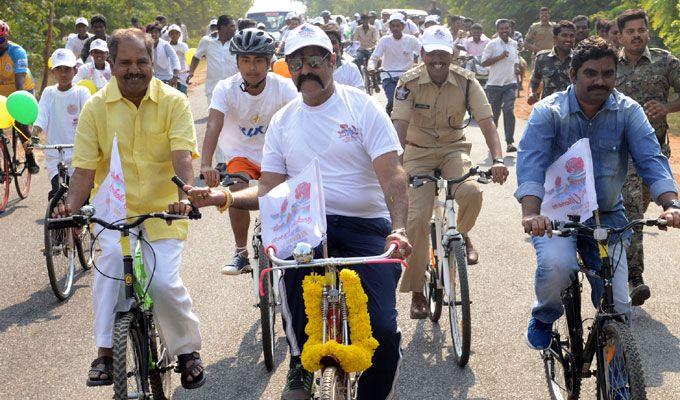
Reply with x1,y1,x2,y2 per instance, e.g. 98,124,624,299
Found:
0,1,679,398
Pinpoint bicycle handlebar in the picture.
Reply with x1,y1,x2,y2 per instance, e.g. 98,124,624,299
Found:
199,172,251,187
550,218,668,238
32,143,74,150
258,242,408,296
409,166,492,188
47,211,193,231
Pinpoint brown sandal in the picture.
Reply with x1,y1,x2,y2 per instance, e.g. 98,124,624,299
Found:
86,356,113,386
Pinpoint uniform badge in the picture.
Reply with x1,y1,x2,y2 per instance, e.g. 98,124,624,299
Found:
395,86,410,100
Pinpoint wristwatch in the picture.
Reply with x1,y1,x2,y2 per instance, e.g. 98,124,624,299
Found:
492,158,504,165
662,199,680,211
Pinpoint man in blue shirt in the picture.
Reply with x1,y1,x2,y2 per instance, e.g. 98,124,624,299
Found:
514,37,680,350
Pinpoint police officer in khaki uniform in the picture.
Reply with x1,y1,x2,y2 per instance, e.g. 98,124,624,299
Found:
392,25,509,318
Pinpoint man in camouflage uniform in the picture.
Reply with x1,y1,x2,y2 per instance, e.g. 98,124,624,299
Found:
615,9,680,306
527,20,575,105
391,26,509,319
525,7,555,66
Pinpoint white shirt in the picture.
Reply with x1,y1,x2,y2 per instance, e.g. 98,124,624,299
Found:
369,34,421,80
195,35,238,96
170,41,190,82
73,61,112,89
405,20,420,37
152,38,181,81
210,72,298,164
262,85,402,219
481,37,519,86
65,33,93,59
334,60,364,90
34,85,91,179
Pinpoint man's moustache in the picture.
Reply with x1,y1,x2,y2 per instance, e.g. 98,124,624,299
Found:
587,85,610,92
296,73,324,91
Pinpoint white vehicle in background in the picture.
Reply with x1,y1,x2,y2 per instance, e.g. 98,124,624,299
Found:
246,0,307,42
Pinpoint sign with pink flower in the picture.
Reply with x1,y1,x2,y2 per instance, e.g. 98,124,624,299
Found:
259,159,326,258
541,138,598,221
91,135,126,229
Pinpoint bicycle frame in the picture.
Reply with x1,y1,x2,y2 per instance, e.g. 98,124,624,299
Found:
430,178,463,300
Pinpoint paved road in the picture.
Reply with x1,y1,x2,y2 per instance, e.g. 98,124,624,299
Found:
1,83,679,400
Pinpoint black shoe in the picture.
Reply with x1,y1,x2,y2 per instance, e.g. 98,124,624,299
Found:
281,361,314,400
629,275,650,306
215,162,227,173
506,143,518,153
26,153,40,174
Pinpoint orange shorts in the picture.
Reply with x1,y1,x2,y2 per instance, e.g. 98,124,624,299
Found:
227,157,261,180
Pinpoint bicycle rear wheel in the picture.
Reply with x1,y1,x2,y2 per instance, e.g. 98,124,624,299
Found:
320,365,348,400
44,187,77,301
425,221,443,322
259,243,277,372
596,320,646,400
447,239,471,366
76,224,94,270
113,311,149,400
11,128,30,198
148,316,173,400
543,280,582,400
0,138,9,212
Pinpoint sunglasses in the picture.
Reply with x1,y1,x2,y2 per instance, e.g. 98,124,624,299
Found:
286,54,330,72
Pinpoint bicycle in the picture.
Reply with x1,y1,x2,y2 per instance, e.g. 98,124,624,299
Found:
262,241,405,399
35,142,93,300
541,215,668,400
47,176,201,400
0,127,31,212
409,166,492,367
205,171,282,372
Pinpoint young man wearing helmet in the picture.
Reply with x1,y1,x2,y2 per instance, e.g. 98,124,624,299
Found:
200,28,298,275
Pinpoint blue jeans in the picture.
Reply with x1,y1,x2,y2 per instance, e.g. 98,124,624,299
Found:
531,235,631,324
382,77,399,116
485,83,517,144
281,215,402,400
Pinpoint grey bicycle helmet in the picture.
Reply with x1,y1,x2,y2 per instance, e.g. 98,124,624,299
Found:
230,28,275,56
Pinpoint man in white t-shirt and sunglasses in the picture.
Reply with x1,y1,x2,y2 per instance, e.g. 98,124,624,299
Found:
200,28,298,275
182,23,412,400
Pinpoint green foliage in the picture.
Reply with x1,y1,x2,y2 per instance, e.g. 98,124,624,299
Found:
1,0,252,89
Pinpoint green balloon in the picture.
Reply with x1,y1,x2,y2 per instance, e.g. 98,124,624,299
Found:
7,90,39,125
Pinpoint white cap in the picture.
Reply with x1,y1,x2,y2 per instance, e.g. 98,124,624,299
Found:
75,17,89,27
90,38,109,53
424,15,440,24
421,25,454,54
209,19,218,26
256,22,266,30
50,48,77,69
283,23,333,56
388,13,406,24
285,12,297,20
168,24,181,33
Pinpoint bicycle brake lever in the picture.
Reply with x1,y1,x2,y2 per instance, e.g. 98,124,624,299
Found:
171,176,202,220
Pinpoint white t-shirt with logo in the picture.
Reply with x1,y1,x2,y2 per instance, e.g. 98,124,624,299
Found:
334,60,364,90
170,41,190,82
209,72,298,165
262,84,403,219
370,34,422,81
73,61,112,89
34,85,91,179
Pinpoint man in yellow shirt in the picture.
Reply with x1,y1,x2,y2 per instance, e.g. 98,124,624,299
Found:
54,28,206,391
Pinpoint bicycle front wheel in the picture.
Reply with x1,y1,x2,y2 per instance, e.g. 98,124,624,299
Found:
148,316,173,400
11,129,30,198
259,243,277,372
447,239,471,366
76,224,94,270
320,365,348,400
363,68,373,96
113,311,149,400
0,138,9,212
596,320,646,400
425,222,443,322
44,187,76,301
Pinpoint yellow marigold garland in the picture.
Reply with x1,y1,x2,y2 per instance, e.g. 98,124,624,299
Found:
300,269,379,373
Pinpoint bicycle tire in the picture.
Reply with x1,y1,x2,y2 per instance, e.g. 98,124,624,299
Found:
0,138,9,212
320,365,347,400
363,67,373,96
148,316,173,400
11,129,30,199
259,243,277,372
543,280,582,400
596,320,646,400
44,186,76,301
113,311,149,400
76,224,94,270
447,239,471,366
426,221,443,322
